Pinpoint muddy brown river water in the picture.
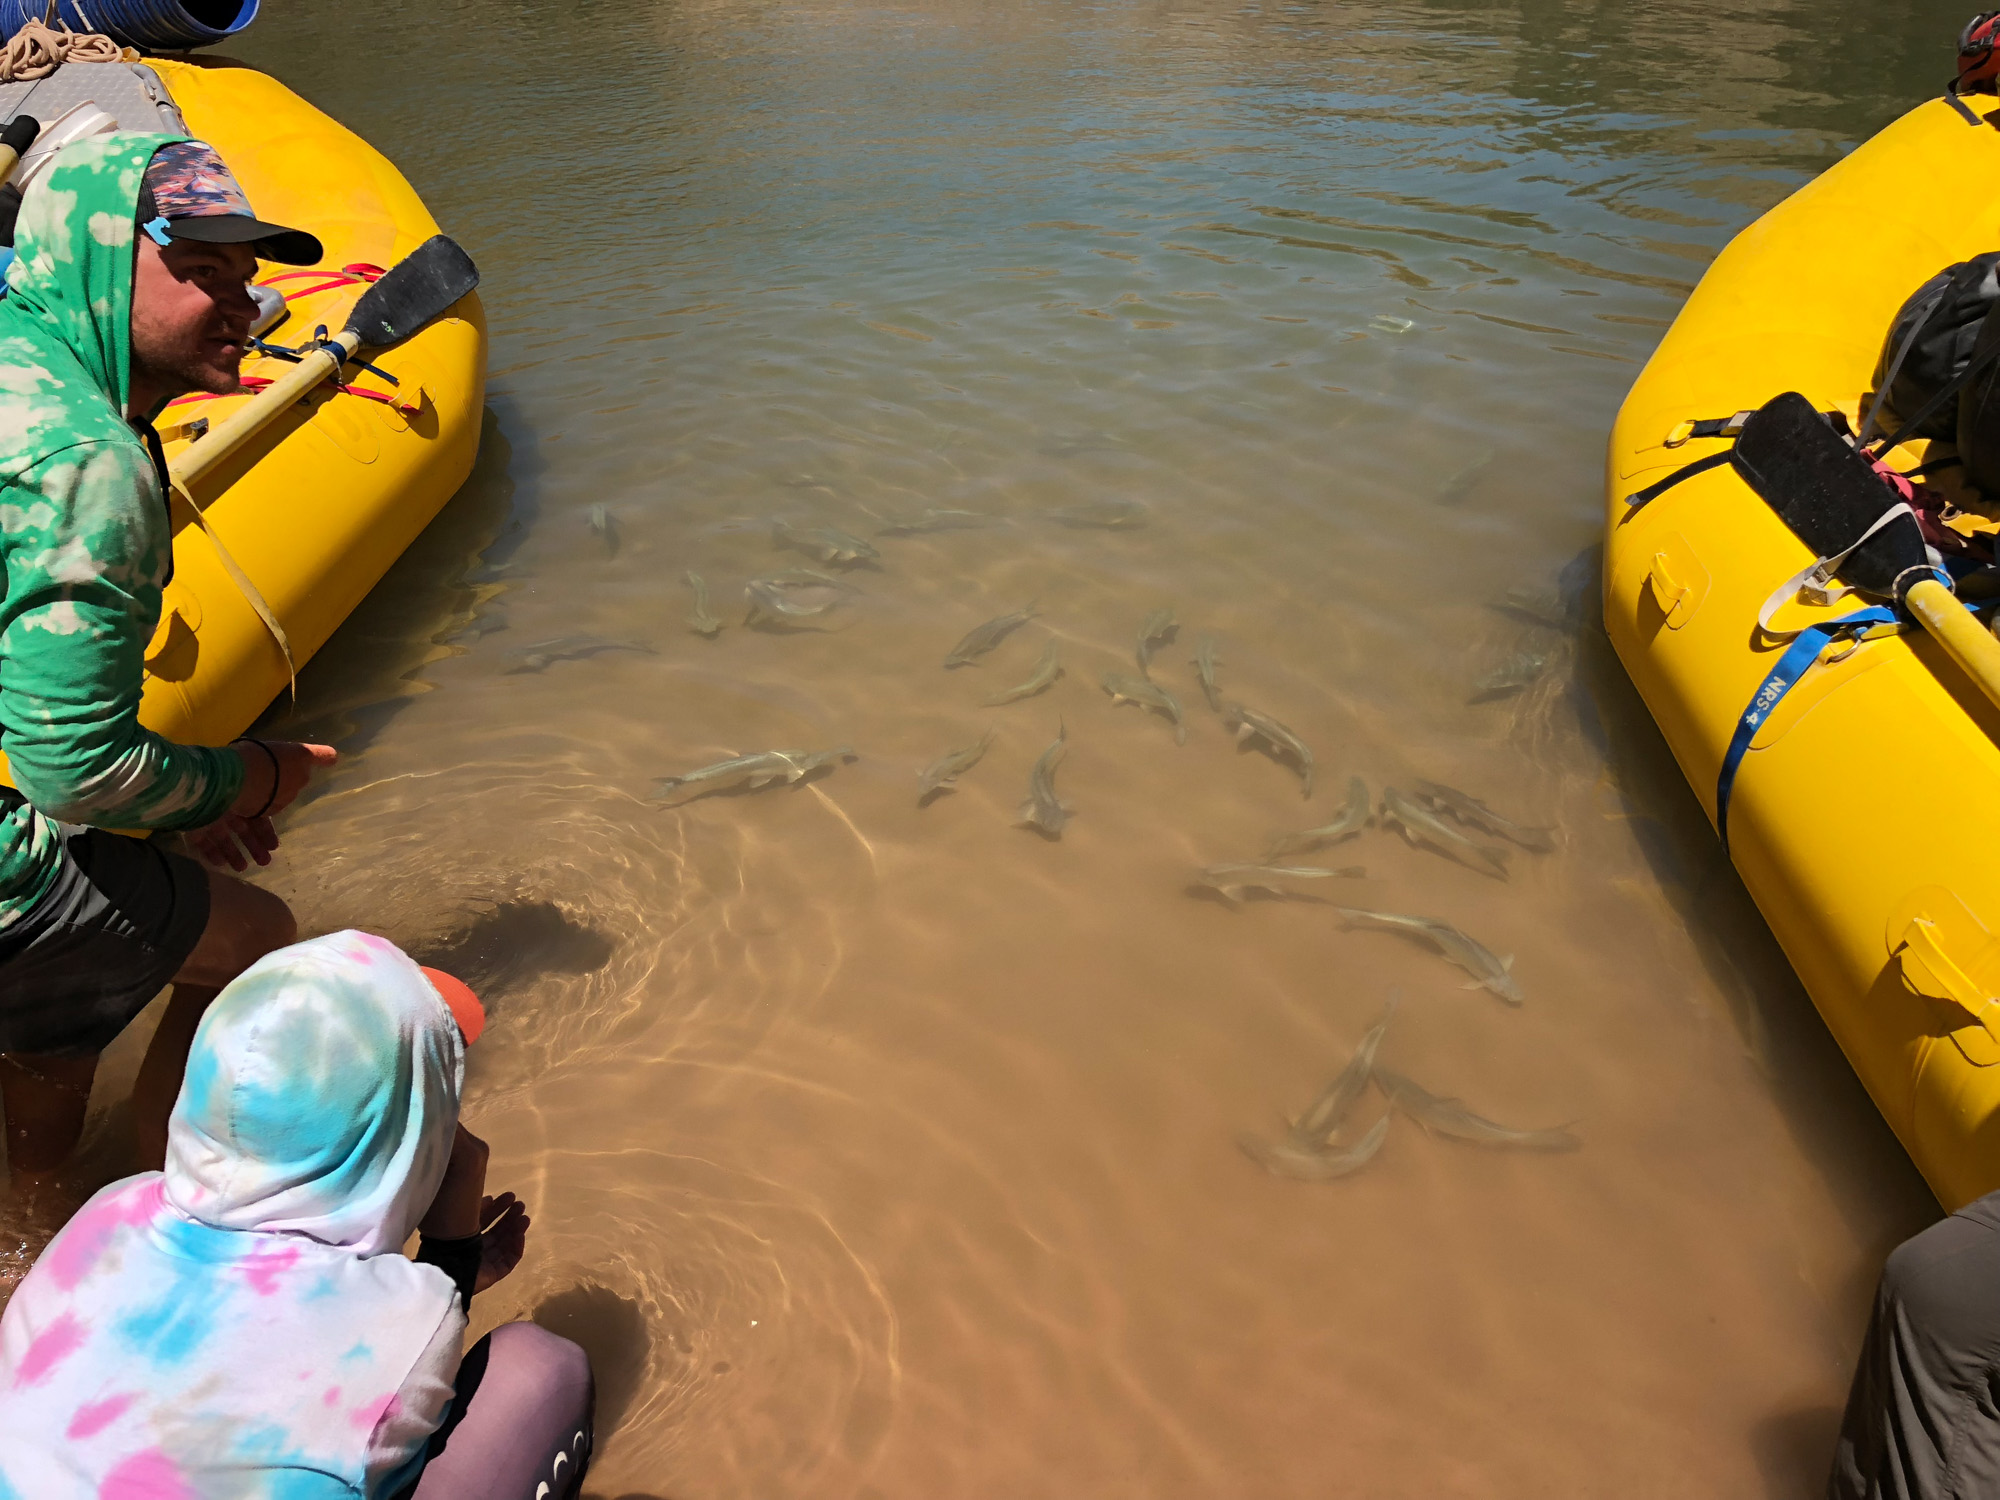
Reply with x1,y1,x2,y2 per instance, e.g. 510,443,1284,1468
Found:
31,0,1993,1494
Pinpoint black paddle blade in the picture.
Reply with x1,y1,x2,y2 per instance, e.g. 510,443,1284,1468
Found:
1731,390,1930,599
343,235,480,348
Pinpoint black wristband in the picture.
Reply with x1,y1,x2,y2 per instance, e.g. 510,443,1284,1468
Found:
231,737,282,820
415,1232,482,1312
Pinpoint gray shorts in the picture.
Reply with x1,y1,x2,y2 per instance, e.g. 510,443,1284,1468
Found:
0,820,210,1057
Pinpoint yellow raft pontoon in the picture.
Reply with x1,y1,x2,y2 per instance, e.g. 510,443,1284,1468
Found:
1606,93,2000,1210
0,56,485,771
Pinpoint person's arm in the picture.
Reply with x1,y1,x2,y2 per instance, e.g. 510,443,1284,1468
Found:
0,439,242,829
415,1126,530,1313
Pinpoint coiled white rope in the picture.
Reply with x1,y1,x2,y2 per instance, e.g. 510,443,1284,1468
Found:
0,16,123,84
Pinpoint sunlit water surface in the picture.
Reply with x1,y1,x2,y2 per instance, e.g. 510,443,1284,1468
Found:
55,1,1996,1494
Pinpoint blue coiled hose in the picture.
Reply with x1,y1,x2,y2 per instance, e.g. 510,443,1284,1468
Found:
0,0,257,50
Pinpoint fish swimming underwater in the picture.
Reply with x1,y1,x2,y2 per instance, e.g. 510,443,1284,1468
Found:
1379,787,1510,880
1289,1000,1397,1150
1016,722,1071,837
1469,647,1555,703
984,641,1063,705
918,729,996,802
1135,608,1177,674
1238,1113,1390,1182
1267,776,1370,858
684,571,722,637
876,508,1004,535
1490,582,1573,631
946,605,1039,667
1102,671,1186,744
589,503,619,557
1372,1067,1579,1151
1222,701,1313,797
653,747,856,798
1047,499,1146,530
744,570,860,624
1411,779,1554,853
1195,862,1363,902
772,519,880,566
503,636,655,674
1334,906,1522,1004
1190,634,1223,711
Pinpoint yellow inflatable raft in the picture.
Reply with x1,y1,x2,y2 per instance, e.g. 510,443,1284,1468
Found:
1606,94,2000,1210
0,57,484,773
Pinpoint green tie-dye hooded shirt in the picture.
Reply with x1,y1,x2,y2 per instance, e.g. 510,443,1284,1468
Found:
0,133,244,925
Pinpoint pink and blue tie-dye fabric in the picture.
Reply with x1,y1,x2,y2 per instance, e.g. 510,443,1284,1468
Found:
0,931,465,1498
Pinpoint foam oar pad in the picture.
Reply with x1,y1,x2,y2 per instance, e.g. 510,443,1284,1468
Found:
1731,390,1931,600
344,234,480,348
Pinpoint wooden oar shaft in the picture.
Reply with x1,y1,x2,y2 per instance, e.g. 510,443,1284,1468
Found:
1906,577,2000,716
168,331,358,490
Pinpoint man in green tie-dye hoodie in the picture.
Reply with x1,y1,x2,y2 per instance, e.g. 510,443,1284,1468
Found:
0,133,337,1202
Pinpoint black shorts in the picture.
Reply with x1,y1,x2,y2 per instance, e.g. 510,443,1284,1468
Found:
0,823,210,1057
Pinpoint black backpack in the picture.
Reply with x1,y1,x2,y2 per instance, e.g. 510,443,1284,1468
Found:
1864,253,2000,498
1865,251,2000,443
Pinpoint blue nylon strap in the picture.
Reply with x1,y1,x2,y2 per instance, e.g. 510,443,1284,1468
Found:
1716,605,1898,850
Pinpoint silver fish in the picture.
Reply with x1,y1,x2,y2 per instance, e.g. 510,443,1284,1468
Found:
1372,1067,1579,1152
1268,775,1370,859
1412,779,1554,853
589,503,619,557
1190,634,1222,711
1222,701,1313,797
1102,671,1186,745
653,746,856,797
1490,583,1572,631
1047,499,1146,530
984,640,1063,705
1238,1113,1390,1182
503,635,655,674
684,571,722,637
1334,906,1522,1004
772,519,880,565
918,728,995,801
1436,450,1495,507
744,570,859,623
877,508,1004,535
1136,608,1177,674
1379,786,1510,880
1196,862,1364,903
1016,722,1070,837
1289,1000,1397,1149
945,604,1038,667
1469,647,1555,703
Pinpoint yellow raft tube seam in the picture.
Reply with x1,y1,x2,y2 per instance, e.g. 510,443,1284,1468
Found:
1,57,486,787
1606,94,2000,1209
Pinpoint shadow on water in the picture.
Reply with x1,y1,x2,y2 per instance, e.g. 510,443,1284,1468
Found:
1754,1404,1845,1500
403,899,618,1003
250,405,521,764
534,1283,654,1436
1572,550,1939,1258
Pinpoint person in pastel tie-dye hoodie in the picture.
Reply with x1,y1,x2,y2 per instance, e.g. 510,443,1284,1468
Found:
0,930,594,1498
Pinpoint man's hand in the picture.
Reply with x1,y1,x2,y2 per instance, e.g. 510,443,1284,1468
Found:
187,741,336,871
228,740,337,821
186,812,278,871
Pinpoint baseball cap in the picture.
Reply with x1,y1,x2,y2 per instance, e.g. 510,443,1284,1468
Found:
136,140,322,267
419,966,486,1046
